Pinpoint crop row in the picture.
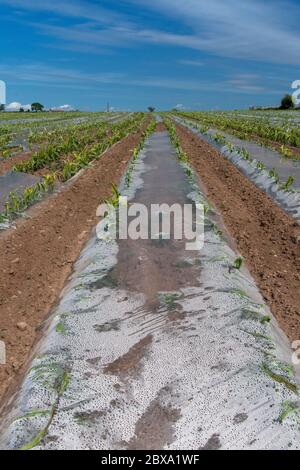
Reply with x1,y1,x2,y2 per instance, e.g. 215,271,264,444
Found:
58,113,145,181
0,114,148,225
173,115,296,192
0,174,57,227
27,113,124,146
0,112,119,158
123,119,157,188
14,113,143,175
0,111,88,122
0,112,85,140
175,111,300,158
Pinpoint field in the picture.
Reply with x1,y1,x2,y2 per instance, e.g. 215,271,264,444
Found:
0,110,300,450
175,109,300,159
0,112,143,222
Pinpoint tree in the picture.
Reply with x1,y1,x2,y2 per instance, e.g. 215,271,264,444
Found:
0,104,5,112
19,107,24,113
280,94,294,110
31,102,44,112
148,107,155,112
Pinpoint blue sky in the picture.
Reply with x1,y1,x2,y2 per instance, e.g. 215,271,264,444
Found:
0,0,300,111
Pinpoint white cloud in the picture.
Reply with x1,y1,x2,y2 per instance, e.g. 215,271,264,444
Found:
0,62,284,96
226,74,266,93
126,0,300,65
50,104,75,111
5,102,31,111
173,104,186,110
2,0,300,66
0,63,125,87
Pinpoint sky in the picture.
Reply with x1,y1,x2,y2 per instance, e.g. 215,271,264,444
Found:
0,0,300,111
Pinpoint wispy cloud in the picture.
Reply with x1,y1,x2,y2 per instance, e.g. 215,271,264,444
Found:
0,0,297,110
2,0,300,66
0,63,125,87
226,74,265,93
0,62,282,95
178,60,204,67
0,0,129,26
126,0,300,65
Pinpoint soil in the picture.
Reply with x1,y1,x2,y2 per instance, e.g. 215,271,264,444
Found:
104,335,153,379
184,116,300,160
0,121,150,406
175,122,300,342
127,397,181,450
259,139,300,160
0,151,34,176
0,125,114,178
156,122,166,132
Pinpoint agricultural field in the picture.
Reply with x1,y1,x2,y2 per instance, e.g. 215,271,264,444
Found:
0,109,300,452
0,112,139,225
0,111,127,158
175,109,300,159
172,110,300,218
2,0,300,455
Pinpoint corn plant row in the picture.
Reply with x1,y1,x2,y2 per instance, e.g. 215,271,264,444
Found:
163,117,189,164
14,113,144,174
28,113,127,148
14,123,110,173
224,109,300,129
0,110,87,122
124,119,157,188
0,115,148,225
163,117,223,229
0,112,93,135
27,112,121,146
176,115,296,192
175,110,300,157
59,113,146,182
0,112,112,159
0,174,57,225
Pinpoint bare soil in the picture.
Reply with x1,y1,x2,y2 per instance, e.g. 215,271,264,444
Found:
156,122,166,132
127,396,181,450
0,122,149,406
104,335,153,379
175,122,300,341
185,116,300,160
0,151,33,176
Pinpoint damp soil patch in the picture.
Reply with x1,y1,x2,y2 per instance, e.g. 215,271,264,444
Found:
87,269,118,290
104,335,153,380
126,396,181,450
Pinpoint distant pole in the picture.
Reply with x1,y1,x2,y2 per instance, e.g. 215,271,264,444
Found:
107,103,110,113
